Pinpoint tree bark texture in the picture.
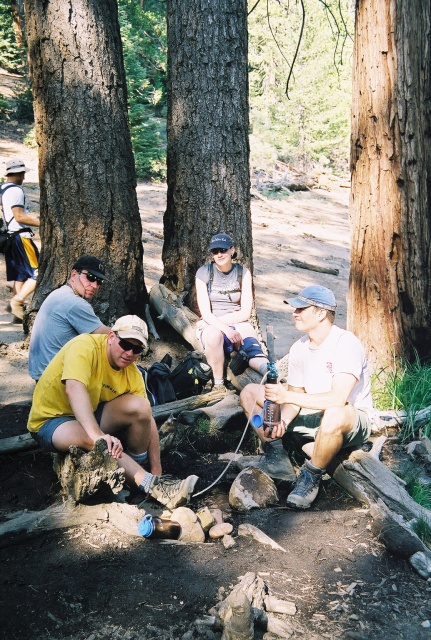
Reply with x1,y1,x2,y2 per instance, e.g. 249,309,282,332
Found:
164,0,252,311
349,0,431,370
25,0,146,323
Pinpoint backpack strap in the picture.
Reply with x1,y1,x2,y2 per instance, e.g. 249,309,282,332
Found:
0,183,25,230
207,262,243,296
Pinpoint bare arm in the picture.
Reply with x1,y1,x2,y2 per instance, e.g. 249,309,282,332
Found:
65,379,104,441
64,379,123,458
12,205,40,227
91,325,111,335
265,373,358,412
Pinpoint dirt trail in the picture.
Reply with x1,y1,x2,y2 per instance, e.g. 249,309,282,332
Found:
1,75,429,640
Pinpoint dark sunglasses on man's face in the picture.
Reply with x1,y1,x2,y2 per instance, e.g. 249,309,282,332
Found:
114,332,144,355
211,247,229,255
80,270,104,286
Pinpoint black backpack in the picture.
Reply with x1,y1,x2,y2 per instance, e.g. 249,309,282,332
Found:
137,355,176,407
169,351,213,400
138,352,213,405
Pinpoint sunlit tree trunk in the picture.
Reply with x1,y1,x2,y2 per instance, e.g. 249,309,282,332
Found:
348,0,431,370
10,1,25,47
163,0,252,312
25,0,146,323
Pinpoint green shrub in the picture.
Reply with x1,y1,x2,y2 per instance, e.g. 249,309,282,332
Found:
0,0,26,72
14,84,34,122
0,93,12,120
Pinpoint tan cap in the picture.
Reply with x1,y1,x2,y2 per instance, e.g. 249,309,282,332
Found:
112,315,148,347
5,158,30,174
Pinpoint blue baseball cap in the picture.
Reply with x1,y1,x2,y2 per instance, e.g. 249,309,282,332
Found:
284,285,337,311
209,233,234,251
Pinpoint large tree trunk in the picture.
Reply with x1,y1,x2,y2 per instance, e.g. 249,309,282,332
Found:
164,0,252,312
349,0,431,370
25,0,147,324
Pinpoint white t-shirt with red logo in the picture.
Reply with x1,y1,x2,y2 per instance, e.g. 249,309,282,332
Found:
287,325,373,409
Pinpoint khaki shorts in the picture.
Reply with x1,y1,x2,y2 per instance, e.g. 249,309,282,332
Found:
285,406,372,449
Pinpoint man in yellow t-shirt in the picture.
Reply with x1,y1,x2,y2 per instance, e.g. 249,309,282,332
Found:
28,315,198,509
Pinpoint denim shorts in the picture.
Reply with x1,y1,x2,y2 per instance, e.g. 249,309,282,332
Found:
30,403,106,453
285,406,372,449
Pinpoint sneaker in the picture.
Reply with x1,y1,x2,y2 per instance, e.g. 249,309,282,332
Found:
238,439,296,482
286,463,324,509
150,474,199,510
10,297,24,320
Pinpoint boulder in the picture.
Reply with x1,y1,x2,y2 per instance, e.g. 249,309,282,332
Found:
229,468,279,512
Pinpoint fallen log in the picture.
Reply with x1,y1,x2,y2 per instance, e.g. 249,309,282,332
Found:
152,387,227,421
290,258,339,276
328,437,431,578
0,500,144,548
178,394,245,430
149,283,202,351
0,432,38,454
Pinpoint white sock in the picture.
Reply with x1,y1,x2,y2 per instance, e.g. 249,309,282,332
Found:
214,378,224,385
138,471,158,493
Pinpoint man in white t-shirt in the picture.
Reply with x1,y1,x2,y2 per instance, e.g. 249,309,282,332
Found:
240,285,374,509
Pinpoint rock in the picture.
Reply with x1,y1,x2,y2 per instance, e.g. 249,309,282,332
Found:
238,524,286,553
410,551,431,579
223,534,236,549
197,506,216,532
209,522,233,539
170,507,205,543
266,614,294,637
229,468,279,512
209,508,224,524
407,437,431,464
264,595,296,615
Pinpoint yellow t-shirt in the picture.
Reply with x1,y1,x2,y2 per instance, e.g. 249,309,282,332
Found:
28,333,146,433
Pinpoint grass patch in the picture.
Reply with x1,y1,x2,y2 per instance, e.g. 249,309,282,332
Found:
411,516,431,549
397,462,431,548
372,353,431,441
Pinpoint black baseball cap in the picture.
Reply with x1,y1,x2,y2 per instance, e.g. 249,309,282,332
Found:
72,255,111,281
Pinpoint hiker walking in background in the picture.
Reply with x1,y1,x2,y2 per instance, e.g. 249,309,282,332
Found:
29,255,111,381
195,233,268,393
0,158,40,321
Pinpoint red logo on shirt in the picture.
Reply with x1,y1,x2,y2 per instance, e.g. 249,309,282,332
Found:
326,362,333,373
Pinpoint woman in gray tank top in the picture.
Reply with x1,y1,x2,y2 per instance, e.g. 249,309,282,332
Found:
195,233,267,392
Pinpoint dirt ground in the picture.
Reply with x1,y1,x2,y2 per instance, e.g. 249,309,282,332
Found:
1,72,431,640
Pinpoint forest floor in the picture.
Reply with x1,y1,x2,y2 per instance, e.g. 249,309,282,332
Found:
1,69,431,640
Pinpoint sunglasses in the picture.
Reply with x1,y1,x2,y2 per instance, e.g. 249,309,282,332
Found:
211,247,229,255
80,271,104,286
114,332,144,355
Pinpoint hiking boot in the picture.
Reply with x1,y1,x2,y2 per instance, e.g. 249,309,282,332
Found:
150,474,199,510
239,439,296,482
211,382,236,395
286,461,325,509
10,297,24,320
